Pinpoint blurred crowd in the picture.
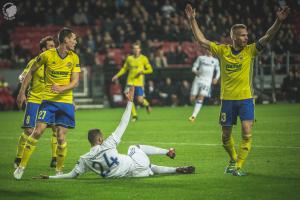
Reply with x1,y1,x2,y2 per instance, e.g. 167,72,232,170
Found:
0,0,299,69
0,0,300,110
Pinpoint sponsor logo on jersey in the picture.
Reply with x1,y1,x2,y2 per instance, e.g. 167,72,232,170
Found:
225,64,242,72
50,70,69,78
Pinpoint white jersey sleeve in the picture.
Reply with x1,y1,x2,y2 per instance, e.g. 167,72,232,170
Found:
214,58,220,80
48,168,79,179
107,101,133,146
192,56,202,74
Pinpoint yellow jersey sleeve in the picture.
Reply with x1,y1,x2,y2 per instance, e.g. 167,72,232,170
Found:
72,53,81,73
209,42,223,58
116,57,129,77
36,51,49,68
22,58,36,74
248,43,258,57
142,56,153,74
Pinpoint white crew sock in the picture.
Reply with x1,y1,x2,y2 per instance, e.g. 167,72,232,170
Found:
150,165,176,174
192,100,203,118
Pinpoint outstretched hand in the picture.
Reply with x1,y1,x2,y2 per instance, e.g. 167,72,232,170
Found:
185,4,196,20
277,6,290,22
124,86,135,102
32,174,49,179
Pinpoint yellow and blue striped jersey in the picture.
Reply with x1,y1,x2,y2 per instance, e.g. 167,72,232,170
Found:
116,54,153,87
35,48,81,104
210,42,258,100
22,57,45,104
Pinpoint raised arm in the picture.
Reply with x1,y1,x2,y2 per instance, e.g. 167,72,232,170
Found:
111,87,134,144
185,4,211,50
258,6,290,47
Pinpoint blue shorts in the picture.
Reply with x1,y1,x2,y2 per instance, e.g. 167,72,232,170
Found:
22,102,40,128
219,98,254,126
127,85,144,97
36,100,75,128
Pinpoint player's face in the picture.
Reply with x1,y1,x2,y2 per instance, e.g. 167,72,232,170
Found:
46,40,55,50
65,33,77,51
234,28,248,47
132,45,141,56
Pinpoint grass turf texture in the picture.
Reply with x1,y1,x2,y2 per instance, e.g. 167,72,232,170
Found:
0,104,300,200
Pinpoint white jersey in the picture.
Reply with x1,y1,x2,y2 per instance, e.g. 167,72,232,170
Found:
73,102,137,178
192,55,220,84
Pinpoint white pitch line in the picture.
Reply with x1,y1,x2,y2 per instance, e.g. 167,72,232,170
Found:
1,136,300,149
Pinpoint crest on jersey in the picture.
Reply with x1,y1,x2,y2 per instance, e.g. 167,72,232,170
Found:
66,62,72,68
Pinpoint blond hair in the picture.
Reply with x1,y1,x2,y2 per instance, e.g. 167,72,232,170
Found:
230,24,247,38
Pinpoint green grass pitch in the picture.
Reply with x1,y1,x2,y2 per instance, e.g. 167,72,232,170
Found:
0,104,300,200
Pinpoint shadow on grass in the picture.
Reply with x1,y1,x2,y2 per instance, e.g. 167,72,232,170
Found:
0,189,65,199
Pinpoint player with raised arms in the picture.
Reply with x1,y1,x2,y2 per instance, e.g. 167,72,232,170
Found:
33,87,195,180
185,3,290,175
14,27,81,179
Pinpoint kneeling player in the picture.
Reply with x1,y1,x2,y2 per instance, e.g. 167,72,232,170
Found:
34,88,195,179
189,49,220,122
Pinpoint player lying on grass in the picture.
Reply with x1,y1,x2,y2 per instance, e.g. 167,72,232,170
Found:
34,87,195,179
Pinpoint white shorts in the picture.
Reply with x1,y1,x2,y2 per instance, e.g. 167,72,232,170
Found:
190,80,211,97
127,145,153,177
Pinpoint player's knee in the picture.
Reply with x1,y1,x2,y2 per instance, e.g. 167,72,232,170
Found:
190,96,195,103
24,128,33,136
221,127,232,143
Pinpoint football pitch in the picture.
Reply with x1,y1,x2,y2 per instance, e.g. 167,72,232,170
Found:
0,104,300,200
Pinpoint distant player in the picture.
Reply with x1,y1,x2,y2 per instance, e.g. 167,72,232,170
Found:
33,87,195,180
189,49,220,122
112,42,153,121
14,36,58,169
14,27,81,179
185,4,290,176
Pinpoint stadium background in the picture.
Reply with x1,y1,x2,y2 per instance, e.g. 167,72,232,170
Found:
0,1,300,200
0,0,299,110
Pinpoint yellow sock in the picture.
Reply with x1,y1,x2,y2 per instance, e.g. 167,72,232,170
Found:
131,103,137,117
237,138,252,169
142,99,149,107
223,135,237,162
56,142,67,172
19,136,38,168
16,132,29,158
51,132,58,158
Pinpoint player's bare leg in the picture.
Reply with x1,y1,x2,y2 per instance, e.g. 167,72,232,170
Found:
55,126,68,174
14,123,48,179
189,95,204,122
137,95,152,114
222,126,238,174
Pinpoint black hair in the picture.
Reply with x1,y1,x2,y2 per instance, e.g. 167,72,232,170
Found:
58,27,73,44
88,129,102,144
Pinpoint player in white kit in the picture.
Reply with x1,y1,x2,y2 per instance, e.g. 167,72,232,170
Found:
189,49,220,122
34,87,195,179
